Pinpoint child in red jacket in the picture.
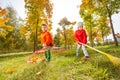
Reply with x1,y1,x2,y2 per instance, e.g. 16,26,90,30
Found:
75,22,89,60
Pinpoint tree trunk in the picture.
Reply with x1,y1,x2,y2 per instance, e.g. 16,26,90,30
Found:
63,26,67,49
89,23,93,47
101,27,104,45
33,35,36,52
109,15,118,46
35,18,39,49
105,5,118,46
33,18,39,52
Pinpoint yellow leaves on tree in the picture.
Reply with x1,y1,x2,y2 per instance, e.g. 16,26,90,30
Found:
20,26,26,33
0,7,14,38
0,18,9,26
81,0,89,3
80,0,89,9
19,26,27,38
0,7,7,17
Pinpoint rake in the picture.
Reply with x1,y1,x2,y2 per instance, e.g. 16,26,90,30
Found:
78,42,120,67
27,46,65,62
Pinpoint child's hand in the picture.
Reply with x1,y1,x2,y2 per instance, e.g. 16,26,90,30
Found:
43,44,47,47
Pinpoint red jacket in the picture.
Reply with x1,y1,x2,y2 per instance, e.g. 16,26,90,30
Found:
75,29,87,44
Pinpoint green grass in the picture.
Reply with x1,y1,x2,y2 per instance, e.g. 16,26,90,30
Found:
0,45,120,80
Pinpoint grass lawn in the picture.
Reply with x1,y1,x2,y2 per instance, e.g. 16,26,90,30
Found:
0,44,120,80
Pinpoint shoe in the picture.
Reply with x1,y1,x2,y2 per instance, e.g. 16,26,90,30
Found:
81,56,90,61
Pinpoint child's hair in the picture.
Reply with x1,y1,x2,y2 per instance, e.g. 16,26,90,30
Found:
42,24,47,27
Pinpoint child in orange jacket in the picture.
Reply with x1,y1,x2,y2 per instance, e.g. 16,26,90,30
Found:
40,24,54,61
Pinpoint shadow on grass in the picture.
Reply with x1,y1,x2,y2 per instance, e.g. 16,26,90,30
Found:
0,52,31,61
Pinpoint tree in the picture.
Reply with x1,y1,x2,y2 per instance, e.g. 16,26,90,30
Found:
0,7,14,50
79,0,113,46
54,28,61,47
104,0,119,46
0,7,13,38
66,27,75,49
96,16,111,44
24,0,53,51
5,5,25,50
93,0,120,46
58,17,75,49
58,17,70,49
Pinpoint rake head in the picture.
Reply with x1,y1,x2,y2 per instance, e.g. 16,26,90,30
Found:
101,52,120,67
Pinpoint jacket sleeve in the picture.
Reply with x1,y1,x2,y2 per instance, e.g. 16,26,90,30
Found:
45,32,54,46
82,30,87,44
74,31,79,41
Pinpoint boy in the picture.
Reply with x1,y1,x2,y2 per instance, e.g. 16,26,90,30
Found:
75,22,89,60
40,24,54,61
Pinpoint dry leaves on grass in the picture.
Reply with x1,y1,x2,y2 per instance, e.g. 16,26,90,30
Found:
4,68,15,73
27,57,46,63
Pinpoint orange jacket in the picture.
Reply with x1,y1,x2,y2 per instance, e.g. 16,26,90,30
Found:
40,31,54,46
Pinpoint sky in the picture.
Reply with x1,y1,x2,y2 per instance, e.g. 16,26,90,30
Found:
0,0,26,19
51,0,82,33
0,0,120,39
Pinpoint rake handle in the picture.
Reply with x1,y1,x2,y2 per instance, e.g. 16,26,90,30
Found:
78,42,120,66
77,42,107,55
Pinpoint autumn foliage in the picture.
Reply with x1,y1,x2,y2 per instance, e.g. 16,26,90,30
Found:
0,7,13,39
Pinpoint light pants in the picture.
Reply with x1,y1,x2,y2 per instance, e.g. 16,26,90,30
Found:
76,44,89,57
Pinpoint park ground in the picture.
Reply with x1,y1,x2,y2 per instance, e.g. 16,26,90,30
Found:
0,44,120,80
